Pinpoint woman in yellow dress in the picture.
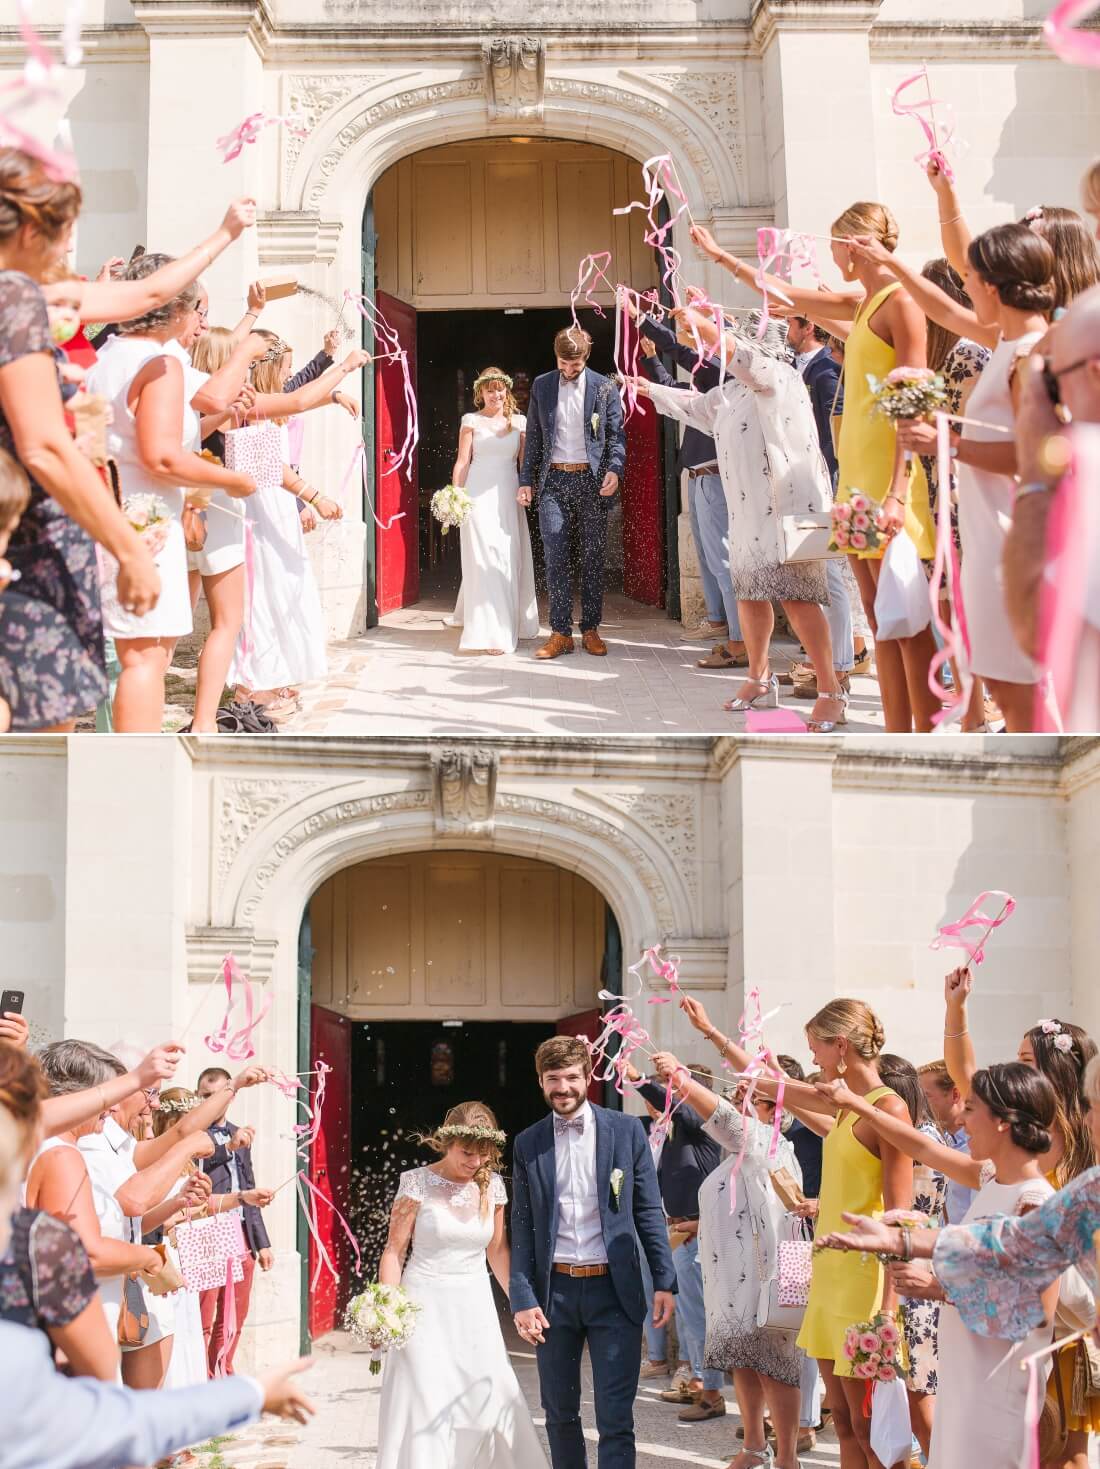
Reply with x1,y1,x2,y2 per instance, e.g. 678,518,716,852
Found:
691,207,941,734
679,994,913,1469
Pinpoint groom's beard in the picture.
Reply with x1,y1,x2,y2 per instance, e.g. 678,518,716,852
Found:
547,1089,585,1116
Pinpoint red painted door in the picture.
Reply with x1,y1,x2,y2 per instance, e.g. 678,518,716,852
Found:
557,1009,604,1103
375,290,419,614
619,310,664,606
308,1005,351,1339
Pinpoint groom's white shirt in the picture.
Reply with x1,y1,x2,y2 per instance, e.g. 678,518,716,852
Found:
551,368,588,463
551,1101,608,1265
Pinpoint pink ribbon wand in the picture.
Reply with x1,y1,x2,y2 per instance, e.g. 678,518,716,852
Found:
216,111,308,164
1044,0,1100,67
891,66,958,180
204,954,273,1061
931,890,1016,966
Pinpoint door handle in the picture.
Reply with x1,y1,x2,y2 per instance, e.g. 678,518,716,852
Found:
384,449,397,461
317,1167,327,1179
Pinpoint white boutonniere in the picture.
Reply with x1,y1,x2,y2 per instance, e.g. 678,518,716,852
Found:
591,411,600,435
610,1167,624,1210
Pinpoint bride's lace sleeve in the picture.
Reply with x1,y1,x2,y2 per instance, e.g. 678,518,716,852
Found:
490,1174,508,1208
395,1169,426,1204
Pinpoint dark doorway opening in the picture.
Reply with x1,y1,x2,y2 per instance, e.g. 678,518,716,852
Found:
348,1019,556,1281
415,306,629,606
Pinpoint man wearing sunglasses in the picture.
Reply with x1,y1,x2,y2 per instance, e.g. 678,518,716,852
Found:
1005,283,1100,701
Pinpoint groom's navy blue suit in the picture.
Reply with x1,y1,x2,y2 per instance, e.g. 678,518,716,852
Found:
521,368,627,636
510,1104,676,1469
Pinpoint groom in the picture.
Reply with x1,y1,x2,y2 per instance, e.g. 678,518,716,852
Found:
510,1036,676,1469
518,326,627,659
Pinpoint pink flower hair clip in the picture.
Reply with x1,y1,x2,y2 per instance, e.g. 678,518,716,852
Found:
1038,1018,1074,1052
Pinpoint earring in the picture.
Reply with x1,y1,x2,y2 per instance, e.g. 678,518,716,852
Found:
837,1059,847,1076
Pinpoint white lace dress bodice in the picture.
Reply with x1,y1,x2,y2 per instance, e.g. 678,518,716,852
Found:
376,1166,549,1468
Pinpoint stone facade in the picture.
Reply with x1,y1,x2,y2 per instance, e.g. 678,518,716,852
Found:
3,733,1100,1365
3,1,1095,633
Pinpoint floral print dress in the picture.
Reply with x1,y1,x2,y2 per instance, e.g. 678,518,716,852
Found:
920,338,991,554
0,270,107,728
0,1207,97,1342
902,1120,949,1393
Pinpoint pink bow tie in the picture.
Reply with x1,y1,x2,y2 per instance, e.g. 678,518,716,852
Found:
555,1114,585,1135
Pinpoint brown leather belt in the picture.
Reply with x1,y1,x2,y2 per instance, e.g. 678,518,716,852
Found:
551,462,589,473
687,463,720,479
553,1262,609,1278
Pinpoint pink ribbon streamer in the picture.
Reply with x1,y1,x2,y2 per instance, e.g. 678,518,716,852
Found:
336,441,406,531
0,0,80,182
212,1254,238,1378
722,987,787,1211
216,111,308,164
930,890,1016,966
1044,0,1100,66
204,954,273,1061
890,67,958,181
344,292,419,483
753,228,809,340
927,411,974,726
297,1170,363,1288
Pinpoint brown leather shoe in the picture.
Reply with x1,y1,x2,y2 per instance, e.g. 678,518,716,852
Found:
581,629,607,656
535,632,575,659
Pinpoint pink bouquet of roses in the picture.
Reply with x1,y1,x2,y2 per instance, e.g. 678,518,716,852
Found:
122,492,173,560
842,1311,903,1383
829,492,884,555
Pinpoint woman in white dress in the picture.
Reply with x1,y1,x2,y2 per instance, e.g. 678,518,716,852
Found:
228,331,366,712
85,255,258,732
376,1102,550,1469
447,368,538,655
653,1051,806,1469
632,315,846,732
814,1060,1059,1469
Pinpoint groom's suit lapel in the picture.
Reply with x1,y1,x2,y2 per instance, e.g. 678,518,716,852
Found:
593,1104,613,1231
533,1114,559,1254
546,371,561,442
583,369,598,435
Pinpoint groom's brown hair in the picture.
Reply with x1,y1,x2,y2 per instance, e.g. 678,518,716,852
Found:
554,326,592,361
535,1035,592,1077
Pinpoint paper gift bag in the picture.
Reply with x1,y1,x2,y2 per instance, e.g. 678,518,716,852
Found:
776,1238,814,1308
224,421,284,491
175,1214,247,1293
770,1166,807,1213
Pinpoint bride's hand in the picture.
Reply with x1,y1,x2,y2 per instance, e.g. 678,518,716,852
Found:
517,485,532,507
514,1306,549,1344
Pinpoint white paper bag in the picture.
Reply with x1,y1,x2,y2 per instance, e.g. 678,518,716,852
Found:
874,530,930,641
869,1376,912,1467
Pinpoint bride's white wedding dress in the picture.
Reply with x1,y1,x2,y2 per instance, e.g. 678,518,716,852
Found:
375,1166,549,1469
447,412,539,653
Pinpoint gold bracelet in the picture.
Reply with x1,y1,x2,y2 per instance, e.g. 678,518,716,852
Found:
939,212,962,226
943,1027,968,1039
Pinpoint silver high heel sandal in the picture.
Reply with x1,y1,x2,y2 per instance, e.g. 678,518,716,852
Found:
807,688,849,733
723,673,779,713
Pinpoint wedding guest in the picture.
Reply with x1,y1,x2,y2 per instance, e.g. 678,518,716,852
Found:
814,1061,1059,1469
0,147,162,731
1020,206,1100,314
691,209,941,733
652,1051,804,1469
0,1042,117,1379
632,298,746,666
625,1058,724,1422
0,1104,315,1469
776,1055,823,1200
918,1059,976,1222
633,309,846,731
85,254,259,732
195,1066,275,1376
852,223,1056,732
1084,160,1100,237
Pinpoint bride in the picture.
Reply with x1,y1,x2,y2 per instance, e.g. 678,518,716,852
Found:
375,1102,550,1469
446,368,539,655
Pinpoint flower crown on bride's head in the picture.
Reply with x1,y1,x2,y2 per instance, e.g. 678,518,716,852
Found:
434,1122,507,1146
472,369,513,394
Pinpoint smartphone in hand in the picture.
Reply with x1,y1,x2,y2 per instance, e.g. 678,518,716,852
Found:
0,990,24,1016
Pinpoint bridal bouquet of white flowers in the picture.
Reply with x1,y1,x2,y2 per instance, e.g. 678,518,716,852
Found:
122,493,173,559
430,483,472,533
344,1283,421,1375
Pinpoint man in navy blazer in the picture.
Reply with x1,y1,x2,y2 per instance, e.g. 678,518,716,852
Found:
518,325,627,660
510,1036,676,1468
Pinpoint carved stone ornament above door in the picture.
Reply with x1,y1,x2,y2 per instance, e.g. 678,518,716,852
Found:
483,36,545,120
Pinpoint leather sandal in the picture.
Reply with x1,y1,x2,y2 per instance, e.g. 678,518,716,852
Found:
696,644,749,669
723,673,779,713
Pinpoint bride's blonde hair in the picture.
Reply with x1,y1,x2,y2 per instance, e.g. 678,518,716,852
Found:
472,367,517,429
420,1101,504,1219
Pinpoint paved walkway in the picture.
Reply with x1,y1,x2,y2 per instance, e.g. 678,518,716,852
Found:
280,1325,844,1469
282,592,887,736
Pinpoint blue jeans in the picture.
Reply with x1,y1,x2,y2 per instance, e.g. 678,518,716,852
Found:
693,473,742,640
537,1271,643,1469
800,1351,823,1427
638,1241,667,1362
672,1236,724,1391
825,556,855,672
538,468,610,636
687,475,725,624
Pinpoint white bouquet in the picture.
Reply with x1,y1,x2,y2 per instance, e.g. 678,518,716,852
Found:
122,493,173,559
344,1282,421,1375
430,483,472,533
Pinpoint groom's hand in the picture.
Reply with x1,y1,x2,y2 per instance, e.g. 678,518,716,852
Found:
652,1291,675,1330
514,1307,549,1345
517,485,532,506
599,471,619,497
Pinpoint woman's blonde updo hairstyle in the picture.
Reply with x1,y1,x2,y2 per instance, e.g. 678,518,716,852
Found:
422,1100,504,1217
806,998,886,1061
472,367,518,427
831,201,899,253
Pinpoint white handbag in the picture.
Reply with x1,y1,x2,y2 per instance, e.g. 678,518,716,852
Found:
780,511,844,563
